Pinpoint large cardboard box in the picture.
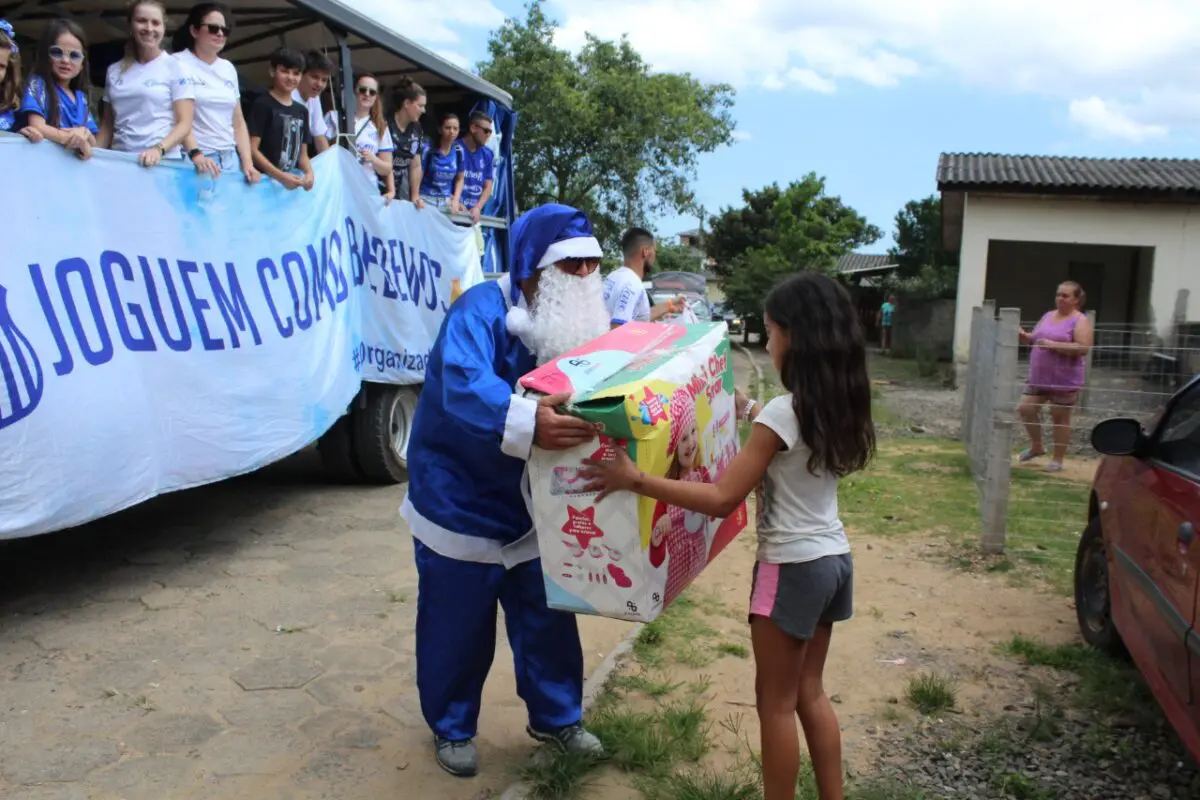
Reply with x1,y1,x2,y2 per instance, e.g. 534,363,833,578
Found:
521,322,749,623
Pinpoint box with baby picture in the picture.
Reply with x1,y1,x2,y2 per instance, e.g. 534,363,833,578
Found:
521,321,749,623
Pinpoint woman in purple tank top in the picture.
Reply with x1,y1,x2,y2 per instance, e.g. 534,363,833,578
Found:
1016,282,1093,472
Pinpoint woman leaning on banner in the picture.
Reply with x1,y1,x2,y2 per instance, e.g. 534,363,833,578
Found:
97,0,195,167
172,2,259,183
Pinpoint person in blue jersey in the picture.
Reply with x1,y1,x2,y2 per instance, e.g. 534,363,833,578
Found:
400,203,614,778
419,112,465,212
19,18,98,159
459,111,495,222
0,20,41,141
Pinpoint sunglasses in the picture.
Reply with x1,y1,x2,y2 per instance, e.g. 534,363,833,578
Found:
475,125,494,135
357,86,378,96
48,46,84,63
201,23,230,37
557,258,601,276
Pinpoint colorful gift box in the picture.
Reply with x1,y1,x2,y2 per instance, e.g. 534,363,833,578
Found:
521,322,749,623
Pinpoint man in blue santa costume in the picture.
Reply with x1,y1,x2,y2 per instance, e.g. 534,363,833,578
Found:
400,203,614,777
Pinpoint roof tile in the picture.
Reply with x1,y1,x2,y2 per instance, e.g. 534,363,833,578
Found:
937,153,1200,196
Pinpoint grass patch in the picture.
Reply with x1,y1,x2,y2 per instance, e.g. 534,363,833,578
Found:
716,642,750,659
837,438,1090,593
590,698,711,775
632,593,718,669
516,749,600,800
998,635,1151,719
640,766,762,800
905,672,957,715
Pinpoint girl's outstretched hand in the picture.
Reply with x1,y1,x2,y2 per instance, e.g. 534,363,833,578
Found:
580,449,640,502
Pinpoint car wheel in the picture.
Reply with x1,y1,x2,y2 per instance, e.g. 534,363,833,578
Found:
1074,516,1125,655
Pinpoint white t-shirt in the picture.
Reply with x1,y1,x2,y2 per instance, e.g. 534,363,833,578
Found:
292,90,330,141
753,394,851,564
104,53,194,157
603,266,651,325
349,115,394,185
174,49,239,153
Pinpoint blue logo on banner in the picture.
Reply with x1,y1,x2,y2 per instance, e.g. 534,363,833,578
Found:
0,283,45,431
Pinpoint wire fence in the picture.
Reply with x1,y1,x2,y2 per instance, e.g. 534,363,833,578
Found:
962,302,1194,571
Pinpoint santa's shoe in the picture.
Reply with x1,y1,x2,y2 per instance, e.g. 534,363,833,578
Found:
434,736,478,777
526,723,606,759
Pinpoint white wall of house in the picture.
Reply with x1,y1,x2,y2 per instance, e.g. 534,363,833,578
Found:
954,194,1200,361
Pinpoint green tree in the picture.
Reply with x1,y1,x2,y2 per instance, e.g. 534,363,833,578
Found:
885,195,959,298
707,175,881,318
654,241,706,274
478,1,736,247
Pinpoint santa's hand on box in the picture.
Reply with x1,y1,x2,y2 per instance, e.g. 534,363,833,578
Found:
535,392,601,451
579,448,640,502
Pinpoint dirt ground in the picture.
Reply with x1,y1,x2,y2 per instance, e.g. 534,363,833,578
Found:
0,449,633,800
571,520,1080,796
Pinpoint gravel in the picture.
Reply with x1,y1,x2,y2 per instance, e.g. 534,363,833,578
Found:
865,707,1200,800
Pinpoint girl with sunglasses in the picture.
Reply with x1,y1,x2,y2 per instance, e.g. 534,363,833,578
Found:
98,1,195,167
345,73,394,202
173,2,259,184
0,19,41,142
19,18,97,159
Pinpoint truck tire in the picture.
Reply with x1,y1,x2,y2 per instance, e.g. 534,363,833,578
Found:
317,410,365,482
353,384,420,484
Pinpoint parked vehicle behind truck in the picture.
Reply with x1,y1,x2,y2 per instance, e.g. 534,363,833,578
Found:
0,0,518,539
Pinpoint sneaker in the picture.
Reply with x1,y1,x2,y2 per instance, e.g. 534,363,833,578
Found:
434,736,478,777
526,723,606,759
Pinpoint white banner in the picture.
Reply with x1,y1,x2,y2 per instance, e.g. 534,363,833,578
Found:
0,138,483,539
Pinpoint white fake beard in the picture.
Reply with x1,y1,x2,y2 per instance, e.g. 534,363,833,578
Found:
527,266,611,365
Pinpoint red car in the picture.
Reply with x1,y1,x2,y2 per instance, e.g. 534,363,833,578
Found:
1078,380,1200,762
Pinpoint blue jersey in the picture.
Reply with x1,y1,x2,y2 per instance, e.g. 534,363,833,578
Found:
459,140,495,210
0,108,13,132
420,141,465,199
19,76,98,133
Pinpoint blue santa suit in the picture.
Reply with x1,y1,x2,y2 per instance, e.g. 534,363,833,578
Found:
400,204,604,743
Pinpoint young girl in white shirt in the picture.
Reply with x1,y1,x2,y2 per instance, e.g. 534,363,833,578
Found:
172,2,258,184
98,0,194,166
582,272,876,800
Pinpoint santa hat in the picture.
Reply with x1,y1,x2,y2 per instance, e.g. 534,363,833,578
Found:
667,389,696,456
506,204,603,338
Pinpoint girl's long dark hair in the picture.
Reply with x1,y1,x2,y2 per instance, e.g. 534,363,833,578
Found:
765,272,875,477
171,2,232,53
32,18,91,128
0,26,20,114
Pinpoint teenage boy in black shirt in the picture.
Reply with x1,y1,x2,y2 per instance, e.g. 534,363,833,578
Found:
248,48,314,191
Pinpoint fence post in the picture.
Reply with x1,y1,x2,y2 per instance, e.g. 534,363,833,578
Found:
1080,309,1097,410
981,307,1020,554
961,306,983,441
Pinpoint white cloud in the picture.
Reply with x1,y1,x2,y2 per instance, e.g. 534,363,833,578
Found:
1068,97,1168,142
783,68,836,95
343,0,505,45
435,49,473,70
544,0,1200,137
731,130,753,142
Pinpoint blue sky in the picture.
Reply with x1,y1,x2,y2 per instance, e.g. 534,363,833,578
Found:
354,0,1200,251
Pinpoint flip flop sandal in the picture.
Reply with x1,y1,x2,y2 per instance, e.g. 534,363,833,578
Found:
1044,461,1064,473
1018,449,1045,462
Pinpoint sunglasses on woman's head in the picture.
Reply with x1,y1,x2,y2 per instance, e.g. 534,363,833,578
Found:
202,23,230,37
48,46,84,63
357,86,378,96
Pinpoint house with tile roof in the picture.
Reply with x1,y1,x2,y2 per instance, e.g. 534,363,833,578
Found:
938,153,1200,361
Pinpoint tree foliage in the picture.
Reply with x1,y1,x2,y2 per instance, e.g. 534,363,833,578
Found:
654,242,706,274
706,175,881,318
478,1,736,248
883,195,959,298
